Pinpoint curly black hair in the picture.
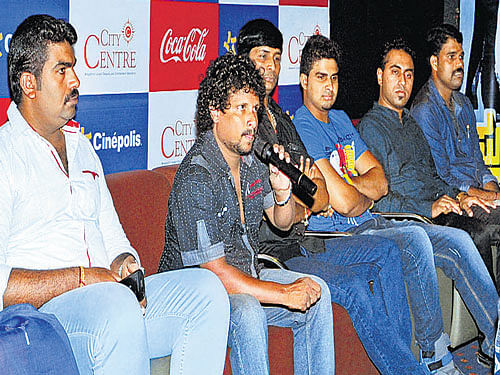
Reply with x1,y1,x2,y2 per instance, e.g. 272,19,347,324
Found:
195,53,265,135
300,34,342,77
8,14,77,105
425,24,463,63
378,37,416,70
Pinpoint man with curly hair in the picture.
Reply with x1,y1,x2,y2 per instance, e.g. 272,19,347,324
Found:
158,53,334,375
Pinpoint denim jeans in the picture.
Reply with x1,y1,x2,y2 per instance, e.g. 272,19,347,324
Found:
40,268,230,375
494,299,500,375
286,234,426,375
354,216,498,355
227,268,334,375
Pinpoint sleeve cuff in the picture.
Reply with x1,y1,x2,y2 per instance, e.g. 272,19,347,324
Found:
483,175,498,186
181,241,225,266
459,182,472,193
423,201,434,219
0,264,12,311
263,191,275,210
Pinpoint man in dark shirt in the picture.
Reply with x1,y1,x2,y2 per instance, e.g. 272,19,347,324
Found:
158,53,334,375
296,34,497,374
357,37,498,368
410,24,500,288
235,19,429,375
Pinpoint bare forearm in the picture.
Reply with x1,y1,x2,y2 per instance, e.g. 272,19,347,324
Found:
202,260,288,305
272,199,295,230
483,181,500,194
309,177,330,212
327,181,373,217
4,266,119,309
468,186,499,201
351,170,388,201
4,268,80,308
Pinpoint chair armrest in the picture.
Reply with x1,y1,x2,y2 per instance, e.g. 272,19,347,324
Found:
257,254,289,270
373,212,433,224
304,230,353,237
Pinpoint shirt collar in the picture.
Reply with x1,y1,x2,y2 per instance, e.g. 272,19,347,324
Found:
7,101,80,137
199,131,255,176
372,102,410,128
427,78,464,116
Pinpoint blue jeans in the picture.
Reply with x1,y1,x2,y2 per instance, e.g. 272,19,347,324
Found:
40,268,230,375
354,216,498,355
227,268,334,375
495,299,500,375
286,235,426,375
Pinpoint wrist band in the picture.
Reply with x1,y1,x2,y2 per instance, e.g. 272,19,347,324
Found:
273,187,292,206
79,266,86,287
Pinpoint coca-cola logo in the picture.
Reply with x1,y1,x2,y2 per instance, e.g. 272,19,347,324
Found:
160,28,208,63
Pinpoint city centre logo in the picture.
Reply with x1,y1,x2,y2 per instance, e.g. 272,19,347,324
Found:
122,20,135,44
161,120,196,159
160,27,209,64
288,25,321,65
83,20,137,70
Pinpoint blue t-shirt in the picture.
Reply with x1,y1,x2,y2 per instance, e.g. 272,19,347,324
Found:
293,105,374,232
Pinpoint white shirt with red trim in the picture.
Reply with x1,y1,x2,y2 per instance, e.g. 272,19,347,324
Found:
0,102,139,310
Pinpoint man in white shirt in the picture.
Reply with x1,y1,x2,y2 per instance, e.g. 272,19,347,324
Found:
1,14,230,375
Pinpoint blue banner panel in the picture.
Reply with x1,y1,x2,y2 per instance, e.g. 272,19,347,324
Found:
277,84,302,119
74,93,148,174
218,4,278,56
0,0,69,98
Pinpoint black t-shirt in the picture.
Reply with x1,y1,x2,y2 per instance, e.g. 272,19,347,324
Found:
257,97,325,262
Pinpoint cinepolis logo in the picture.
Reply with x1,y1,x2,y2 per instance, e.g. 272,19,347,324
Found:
83,20,137,69
160,28,209,64
161,120,195,159
288,25,322,65
81,127,142,152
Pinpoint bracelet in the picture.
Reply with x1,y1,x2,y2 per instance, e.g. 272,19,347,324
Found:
78,266,86,287
273,186,292,206
302,207,311,226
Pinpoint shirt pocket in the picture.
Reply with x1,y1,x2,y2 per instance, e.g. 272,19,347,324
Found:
70,170,101,221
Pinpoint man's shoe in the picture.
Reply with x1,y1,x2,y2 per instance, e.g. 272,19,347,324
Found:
476,347,494,369
420,333,464,375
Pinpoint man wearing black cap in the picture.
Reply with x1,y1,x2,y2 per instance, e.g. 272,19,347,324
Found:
237,19,428,375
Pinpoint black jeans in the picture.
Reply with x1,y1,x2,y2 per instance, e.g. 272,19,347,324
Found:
435,205,500,292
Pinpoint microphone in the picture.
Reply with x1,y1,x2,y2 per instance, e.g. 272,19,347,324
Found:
253,137,317,196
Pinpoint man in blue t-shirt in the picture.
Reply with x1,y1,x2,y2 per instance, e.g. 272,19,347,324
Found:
294,34,497,375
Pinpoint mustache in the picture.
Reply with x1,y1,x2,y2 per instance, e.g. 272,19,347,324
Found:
262,72,277,80
242,130,255,137
64,89,79,103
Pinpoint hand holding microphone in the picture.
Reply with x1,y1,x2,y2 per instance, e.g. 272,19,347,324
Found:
253,137,318,196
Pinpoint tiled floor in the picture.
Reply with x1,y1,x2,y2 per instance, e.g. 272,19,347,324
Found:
453,340,492,375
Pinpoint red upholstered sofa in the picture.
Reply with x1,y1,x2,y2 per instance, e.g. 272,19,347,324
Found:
105,167,380,375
